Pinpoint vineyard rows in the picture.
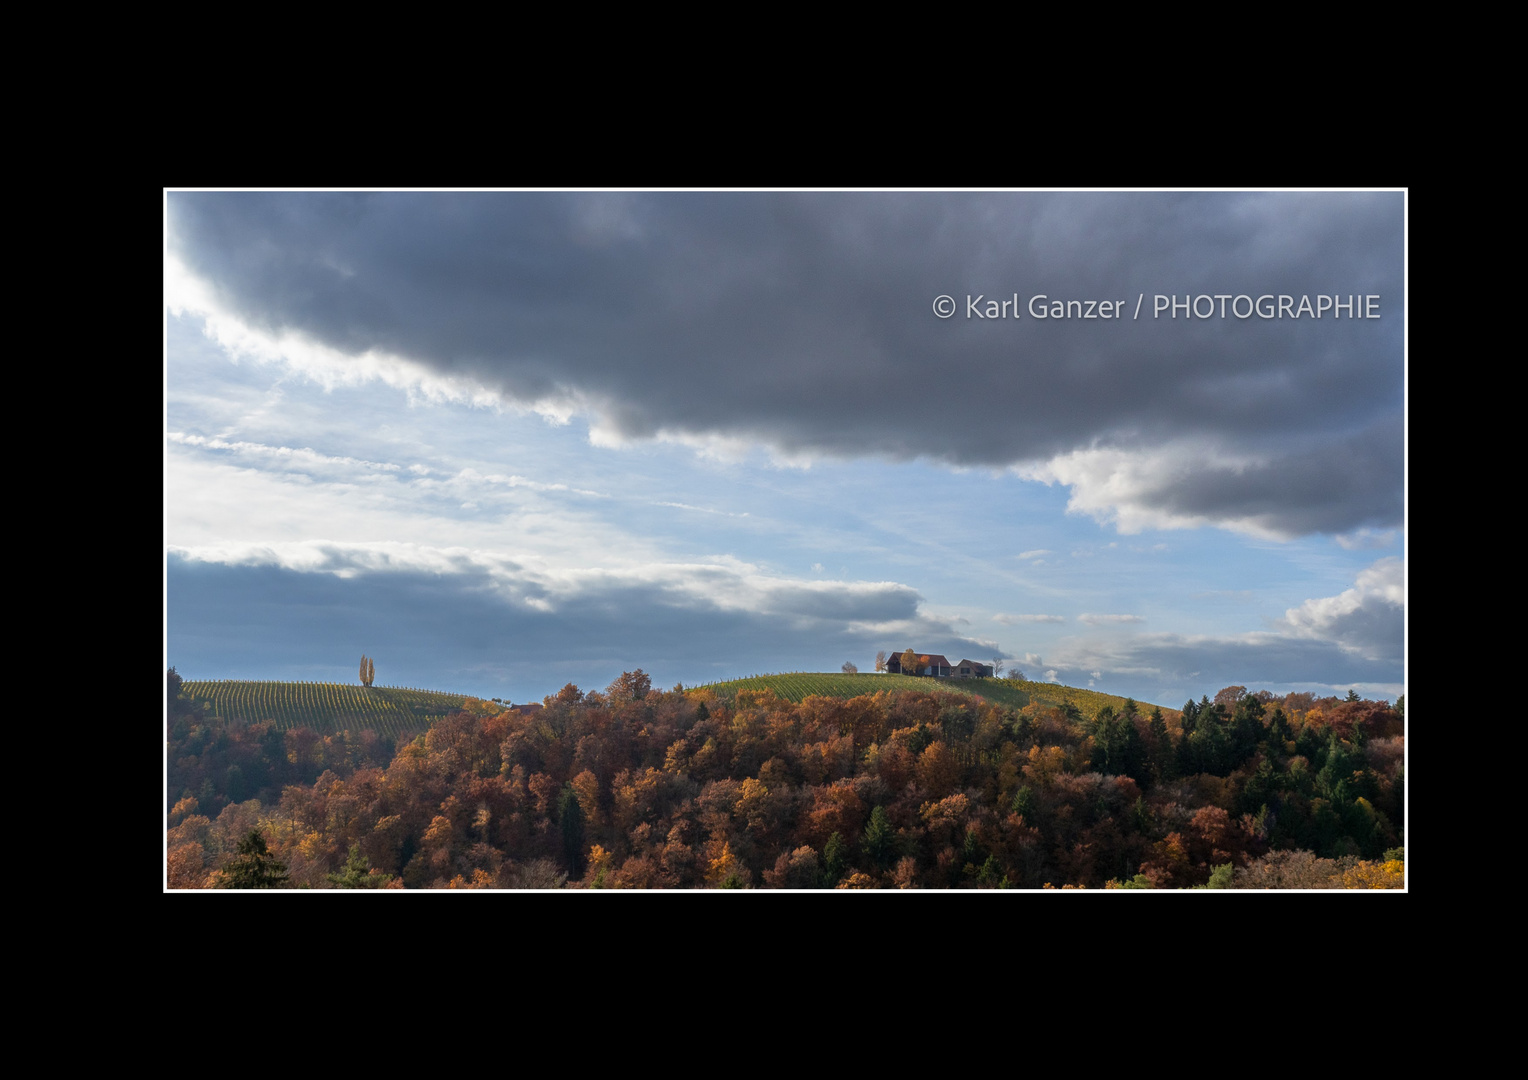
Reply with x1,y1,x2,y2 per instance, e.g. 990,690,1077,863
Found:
688,672,1171,715
181,680,469,739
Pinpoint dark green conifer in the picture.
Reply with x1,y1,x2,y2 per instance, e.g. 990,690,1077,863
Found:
220,830,289,889
326,844,391,888
558,784,587,875
862,805,896,868
822,831,848,886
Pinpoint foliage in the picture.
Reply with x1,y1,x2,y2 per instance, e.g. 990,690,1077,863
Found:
606,670,652,702
326,844,394,888
217,830,290,889
861,805,896,868
168,671,1403,890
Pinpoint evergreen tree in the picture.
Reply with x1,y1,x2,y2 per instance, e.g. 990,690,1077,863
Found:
1229,694,1264,769
558,784,587,876
862,805,896,868
1148,707,1174,784
1265,708,1293,754
219,830,289,888
326,844,391,888
822,831,848,886
1090,706,1118,773
1175,730,1195,777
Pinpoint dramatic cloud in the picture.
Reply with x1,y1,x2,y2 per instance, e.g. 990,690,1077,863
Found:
1021,421,1402,539
166,542,996,696
167,191,1402,538
1278,556,1404,662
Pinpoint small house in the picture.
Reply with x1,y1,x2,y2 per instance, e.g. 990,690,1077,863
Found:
886,651,953,677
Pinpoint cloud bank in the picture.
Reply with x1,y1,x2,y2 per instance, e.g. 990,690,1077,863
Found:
1038,557,1405,696
167,542,998,696
167,191,1403,539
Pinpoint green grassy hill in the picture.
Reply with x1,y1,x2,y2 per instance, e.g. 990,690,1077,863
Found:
180,680,471,740
687,672,1174,717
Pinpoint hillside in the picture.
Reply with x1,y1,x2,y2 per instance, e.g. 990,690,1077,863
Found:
180,679,471,739
169,671,1398,888
686,672,1176,716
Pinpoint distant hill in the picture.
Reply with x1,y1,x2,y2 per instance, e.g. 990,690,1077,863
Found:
686,672,1175,716
179,673,1176,743
180,680,471,740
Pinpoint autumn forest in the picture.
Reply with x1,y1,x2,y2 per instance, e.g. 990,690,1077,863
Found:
166,669,1405,889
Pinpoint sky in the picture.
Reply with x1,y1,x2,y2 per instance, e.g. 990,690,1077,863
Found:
164,191,1405,708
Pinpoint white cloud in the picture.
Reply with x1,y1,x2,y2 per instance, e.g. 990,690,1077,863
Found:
1020,440,1279,538
1335,528,1399,550
166,252,575,420
1078,613,1145,626
655,501,749,517
1017,549,1053,560
451,468,606,498
1036,561,1404,695
1277,556,1404,662
167,432,403,473
994,613,1066,625
1017,420,1400,541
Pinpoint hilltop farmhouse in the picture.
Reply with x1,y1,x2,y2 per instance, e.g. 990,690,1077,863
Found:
886,651,993,678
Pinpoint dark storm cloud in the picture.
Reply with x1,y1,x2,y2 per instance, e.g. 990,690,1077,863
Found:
167,557,994,701
1123,416,1402,536
168,191,1403,536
